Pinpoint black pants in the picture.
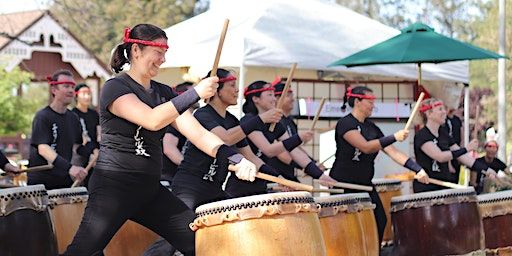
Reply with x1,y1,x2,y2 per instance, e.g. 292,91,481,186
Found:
64,169,195,256
345,188,387,244
171,172,229,211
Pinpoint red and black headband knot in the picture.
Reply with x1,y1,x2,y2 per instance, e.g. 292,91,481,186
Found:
47,75,76,86
272,76,294,96
419,101,444,113
346,87,376,100
123,27,169,49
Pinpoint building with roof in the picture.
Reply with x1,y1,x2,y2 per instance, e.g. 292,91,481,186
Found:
0,10,111,106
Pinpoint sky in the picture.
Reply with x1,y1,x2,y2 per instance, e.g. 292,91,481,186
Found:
0,0,52,14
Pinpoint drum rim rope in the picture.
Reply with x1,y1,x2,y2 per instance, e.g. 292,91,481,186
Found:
391,188,477,212
314,194,366,217
191,192,318,231
48,187,89,206
0,184,48,216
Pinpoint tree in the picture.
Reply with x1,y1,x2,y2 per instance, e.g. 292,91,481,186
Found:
0,67,35,135
50,0,197,63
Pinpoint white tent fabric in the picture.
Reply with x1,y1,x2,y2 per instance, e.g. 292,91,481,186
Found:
162,0,468,83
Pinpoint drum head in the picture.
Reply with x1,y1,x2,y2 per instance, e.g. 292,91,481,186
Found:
48,187,88,206
0,185,48,216
391,187,476,213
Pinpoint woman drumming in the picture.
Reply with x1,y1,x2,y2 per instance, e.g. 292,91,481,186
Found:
225,81,338,198
171,68,283,210
413,98,486,193
330,86,429,243
64,24,257,256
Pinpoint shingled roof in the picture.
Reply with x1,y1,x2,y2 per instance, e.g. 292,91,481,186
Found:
0,10,45,49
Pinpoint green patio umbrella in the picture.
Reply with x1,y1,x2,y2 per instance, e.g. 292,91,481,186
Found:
329,22,505,84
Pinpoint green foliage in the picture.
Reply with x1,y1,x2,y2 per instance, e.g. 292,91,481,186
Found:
50,0,197,63
0,67,35,135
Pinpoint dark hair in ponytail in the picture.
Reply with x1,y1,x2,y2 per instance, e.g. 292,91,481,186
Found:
242,80,269,115
110,24,168,73
205,68,233,91
341,85,373,111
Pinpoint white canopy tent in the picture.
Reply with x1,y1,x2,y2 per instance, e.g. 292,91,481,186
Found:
162,0,468,83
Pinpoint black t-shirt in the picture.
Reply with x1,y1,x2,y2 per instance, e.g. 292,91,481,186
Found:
161,126,187,179
267,115,299,181
176,105,248,187
473,156,507,191
95,73,176,176
330,114,384,186
71,107,100,166
0,151,9,169
28,106,82,188
414,126,456,181
225,113,287,197
442,115,462,145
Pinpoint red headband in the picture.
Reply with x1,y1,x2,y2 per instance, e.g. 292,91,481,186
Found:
123,27,169,49
346,87,376,100
271,76,294,95
46,76,76,86
244,85,274,97
219,75,237,83
419,101,444,112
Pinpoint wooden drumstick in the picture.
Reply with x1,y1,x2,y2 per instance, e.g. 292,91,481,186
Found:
206,19,229,104
1,164,54,176
311,188,345,193
228,164,314,191
71,152,99,188
419,177,466,189
269,63,297,132
309,98,326,131
315,180,373,192
404,92,425,131
268,184,344,194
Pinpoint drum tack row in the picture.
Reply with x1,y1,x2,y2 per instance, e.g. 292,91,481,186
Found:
1,182,511,256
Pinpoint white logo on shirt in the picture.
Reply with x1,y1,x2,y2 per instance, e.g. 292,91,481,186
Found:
79,118,91,143
431,138,440,172
51,123,58,150
352,125,362,161
203,159,218,181
134,126,150,157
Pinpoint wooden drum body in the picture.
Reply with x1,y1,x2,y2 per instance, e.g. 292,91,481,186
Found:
352,193,379,256
48,187,88,254
104,220,159,256
373,178,402,246
391,188,484,256
315,194,366,256
0,185,58,256
192,192,326,256
478,191,512,252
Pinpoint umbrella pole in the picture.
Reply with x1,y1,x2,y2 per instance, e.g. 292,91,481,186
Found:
417,63,422,86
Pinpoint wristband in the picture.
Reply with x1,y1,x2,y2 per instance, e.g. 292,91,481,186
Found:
216,145,242,164
378,135,397,148
451,148,468,159
170,88,200,114
403,158,422,173
240,115,264,135
304,161,323,179
259,164,280,176
282,134,302,152
53,155,72,172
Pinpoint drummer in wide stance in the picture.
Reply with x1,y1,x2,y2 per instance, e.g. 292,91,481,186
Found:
64,24,257,255
330,86,429,243
413,98,487,193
